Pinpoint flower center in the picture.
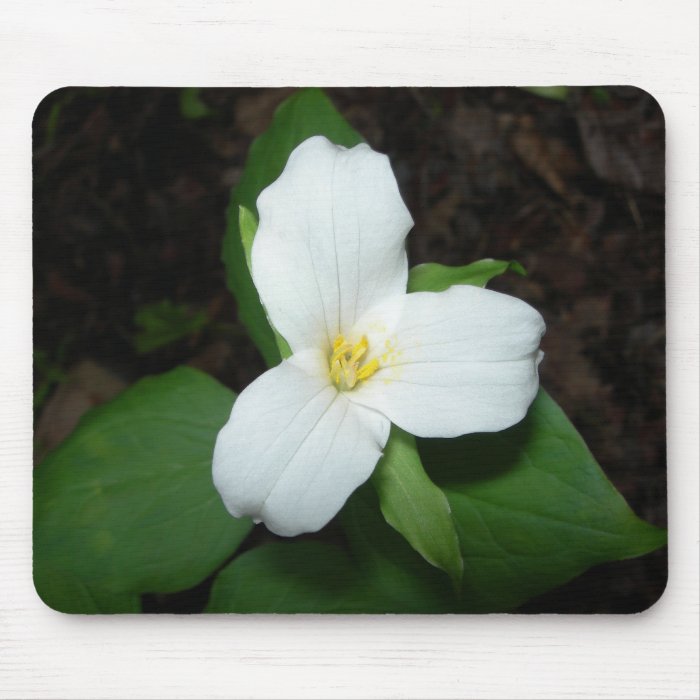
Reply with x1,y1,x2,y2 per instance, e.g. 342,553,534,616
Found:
329,334,379,391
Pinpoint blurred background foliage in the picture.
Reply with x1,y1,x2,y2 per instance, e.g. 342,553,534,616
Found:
33,87,666,612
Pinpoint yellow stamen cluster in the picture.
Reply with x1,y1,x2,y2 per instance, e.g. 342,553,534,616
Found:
329,334,379,390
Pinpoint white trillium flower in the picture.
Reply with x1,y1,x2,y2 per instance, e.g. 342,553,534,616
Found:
213,135,545,537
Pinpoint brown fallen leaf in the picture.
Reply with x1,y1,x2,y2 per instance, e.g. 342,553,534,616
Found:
35,360,128,461
510,115,582,204
187,340,233,377
575,89,664,195
46,270,94,304
234,88,296,137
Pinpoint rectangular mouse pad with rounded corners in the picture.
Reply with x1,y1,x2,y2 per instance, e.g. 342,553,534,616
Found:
33,86,666,614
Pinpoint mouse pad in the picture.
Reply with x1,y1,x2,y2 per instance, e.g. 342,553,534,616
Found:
32,87,666,614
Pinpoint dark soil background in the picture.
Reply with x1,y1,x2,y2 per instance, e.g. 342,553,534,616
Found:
33,87,666,613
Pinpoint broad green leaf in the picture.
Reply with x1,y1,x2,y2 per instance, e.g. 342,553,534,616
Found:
208,494,455,614
133,299,208,354
223,88,363,367
408,258,526,293
207,391,665,614
208,487,458,614
207,541,389,613
33,367,252,613
237,205,292,359
341,485,457,613
419,389,667,612
371,426,463,590
33,564,140,614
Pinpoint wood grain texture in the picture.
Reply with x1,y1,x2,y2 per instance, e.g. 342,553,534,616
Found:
2,0,698,698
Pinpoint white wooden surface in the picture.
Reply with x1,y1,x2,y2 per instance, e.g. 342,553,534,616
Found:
1,1,698,698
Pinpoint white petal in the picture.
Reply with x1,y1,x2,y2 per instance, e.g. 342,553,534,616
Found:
251,136,413,354
349,285,546,438
213,348,390,536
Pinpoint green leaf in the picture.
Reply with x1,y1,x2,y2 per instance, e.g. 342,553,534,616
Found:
179,87,213,120
590,86,611,105
133,299,208,354
408,258,526,293
419,389,667,612
206,389,664,614
238,205,257,274
341,485,457,613
207,498,455,613
33,367,252,613
237,205,292,360
371,426,463,590
207,541,381,613
223,88,363,368
33,346,69,410
522,86,570,101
